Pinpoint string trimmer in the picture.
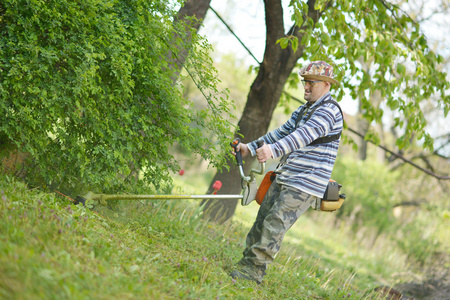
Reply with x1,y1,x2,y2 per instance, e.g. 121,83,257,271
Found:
78,138,265,207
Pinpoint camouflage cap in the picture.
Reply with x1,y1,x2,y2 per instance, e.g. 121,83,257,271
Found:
298,61,339,85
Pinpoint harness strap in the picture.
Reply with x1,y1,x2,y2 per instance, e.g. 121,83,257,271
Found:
295,99,343,145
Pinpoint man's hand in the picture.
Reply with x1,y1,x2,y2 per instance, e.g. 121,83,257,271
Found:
256,144,272,163
231,143,250,157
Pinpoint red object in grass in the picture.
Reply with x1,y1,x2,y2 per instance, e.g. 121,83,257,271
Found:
179,169,185,176
212,180,222,194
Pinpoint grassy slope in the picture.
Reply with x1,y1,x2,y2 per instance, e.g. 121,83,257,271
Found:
1,176,408,299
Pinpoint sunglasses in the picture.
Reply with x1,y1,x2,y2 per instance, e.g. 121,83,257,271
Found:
301,80,323,87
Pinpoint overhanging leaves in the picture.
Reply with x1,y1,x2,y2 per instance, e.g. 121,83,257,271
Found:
281,0,450,151
0,0,235,193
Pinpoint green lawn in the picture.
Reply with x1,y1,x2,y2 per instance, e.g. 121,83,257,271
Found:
0,175,414,299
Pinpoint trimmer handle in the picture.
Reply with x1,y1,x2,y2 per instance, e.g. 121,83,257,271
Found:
256,138,264,149
230,138,243,166
231,137,266,184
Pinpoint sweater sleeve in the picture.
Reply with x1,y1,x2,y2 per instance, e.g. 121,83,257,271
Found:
247,107,302,156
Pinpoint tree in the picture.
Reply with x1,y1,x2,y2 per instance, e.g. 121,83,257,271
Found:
202,0,450,223
169,0,212,81
0,0,234,194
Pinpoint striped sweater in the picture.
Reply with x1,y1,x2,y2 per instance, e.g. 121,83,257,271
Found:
248,92,343,198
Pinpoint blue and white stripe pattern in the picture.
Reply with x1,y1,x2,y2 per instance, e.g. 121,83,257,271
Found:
248,92,343,198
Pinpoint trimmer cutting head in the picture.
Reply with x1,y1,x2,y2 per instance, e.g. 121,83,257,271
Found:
241,180,258,206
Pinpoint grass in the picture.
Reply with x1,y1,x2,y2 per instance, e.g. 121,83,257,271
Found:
0,174,418,299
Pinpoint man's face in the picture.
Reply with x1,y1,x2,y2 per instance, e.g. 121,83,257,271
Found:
303,80,328,102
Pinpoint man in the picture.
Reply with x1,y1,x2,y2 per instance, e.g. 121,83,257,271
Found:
230,61,343,284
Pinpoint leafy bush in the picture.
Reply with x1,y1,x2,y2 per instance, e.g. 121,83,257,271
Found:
395,206,446,263
331,155,447,262
332,156,401,233
0,0,235,194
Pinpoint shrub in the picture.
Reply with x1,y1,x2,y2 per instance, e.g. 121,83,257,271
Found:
331,156,400,234
0,0,234,194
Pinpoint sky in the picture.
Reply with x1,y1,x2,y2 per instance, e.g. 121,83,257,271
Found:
201,0,450,69
202,0,270,64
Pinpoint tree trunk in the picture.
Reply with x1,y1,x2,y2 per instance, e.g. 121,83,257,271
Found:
175,0,211,29
357,89,382,161
201,0,323,223
169,0,212,81
356,111,370,161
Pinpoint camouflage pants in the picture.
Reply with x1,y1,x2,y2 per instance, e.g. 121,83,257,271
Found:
237,181,316,281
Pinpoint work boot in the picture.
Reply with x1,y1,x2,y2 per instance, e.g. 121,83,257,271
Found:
230,269,261,285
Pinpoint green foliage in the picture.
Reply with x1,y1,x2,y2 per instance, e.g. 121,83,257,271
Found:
282,0,450,152
395,207,445,263
330,155,448,262
0,0,235,194
276,35,299,53
332,156,400,232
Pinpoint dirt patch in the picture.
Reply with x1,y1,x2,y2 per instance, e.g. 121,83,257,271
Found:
395,253,449,300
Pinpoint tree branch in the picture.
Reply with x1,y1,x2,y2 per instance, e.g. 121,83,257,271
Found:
208,6,261,64
347,127,450,180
